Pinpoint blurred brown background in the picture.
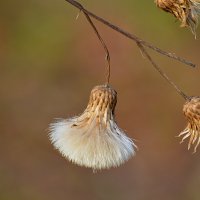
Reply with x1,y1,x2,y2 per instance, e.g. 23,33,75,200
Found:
0,0,200,199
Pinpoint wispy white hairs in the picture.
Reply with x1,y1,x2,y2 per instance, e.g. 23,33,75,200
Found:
49,85,136,170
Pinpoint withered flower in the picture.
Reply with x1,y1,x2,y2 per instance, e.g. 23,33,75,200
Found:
179,96,200,153
49,85,136,170
155,0,200,35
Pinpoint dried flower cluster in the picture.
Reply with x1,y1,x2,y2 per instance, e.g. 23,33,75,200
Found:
49,85,136,170
48,1,199,172
179,97,200,153
155,0,200,35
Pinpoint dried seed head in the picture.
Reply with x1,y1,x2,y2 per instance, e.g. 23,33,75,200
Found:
155,0,200,35
179,96,200,153
49,85,136,170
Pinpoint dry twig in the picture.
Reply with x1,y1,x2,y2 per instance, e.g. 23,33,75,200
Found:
66,0,195,68
65,0,195,99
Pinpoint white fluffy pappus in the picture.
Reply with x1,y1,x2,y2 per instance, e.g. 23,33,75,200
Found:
49,85,136,170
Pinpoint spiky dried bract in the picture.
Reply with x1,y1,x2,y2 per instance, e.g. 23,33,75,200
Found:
155,0,200,35
49,85,136,170
179,96,200,153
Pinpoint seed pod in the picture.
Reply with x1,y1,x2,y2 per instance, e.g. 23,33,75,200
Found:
155,0,200,35
49,85,136,170
179,96,200,153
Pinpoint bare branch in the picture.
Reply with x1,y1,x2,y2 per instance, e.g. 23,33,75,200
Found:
65,0,196,68
137,42,189,100
64,0,194,100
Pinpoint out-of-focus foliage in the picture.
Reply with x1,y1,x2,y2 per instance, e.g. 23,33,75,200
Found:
0,0,200,200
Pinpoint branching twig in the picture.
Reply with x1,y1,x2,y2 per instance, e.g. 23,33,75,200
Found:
137,42,189,100
65,0,195,68
65,0,193,100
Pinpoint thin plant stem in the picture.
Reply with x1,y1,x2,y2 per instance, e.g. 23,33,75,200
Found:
82,12,111,84
65,0,191,100
65,0,196,68
137,42,189,100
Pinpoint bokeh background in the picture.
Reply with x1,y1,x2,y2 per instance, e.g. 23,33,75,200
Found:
1,0,200,199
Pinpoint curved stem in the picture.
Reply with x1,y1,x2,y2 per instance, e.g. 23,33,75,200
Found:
83,12,111,84
65,0,191,100
65,0,195,68
72,1,111,84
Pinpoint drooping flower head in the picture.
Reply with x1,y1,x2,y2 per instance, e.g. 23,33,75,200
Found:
155,0,200,35
179,96,200,153
49,85,136,170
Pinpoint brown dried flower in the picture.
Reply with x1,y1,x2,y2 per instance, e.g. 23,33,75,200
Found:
179,96,200,153
49,85,136,170
155,0,200,35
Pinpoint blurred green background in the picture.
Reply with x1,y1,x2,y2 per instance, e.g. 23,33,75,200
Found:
0,0,200,199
